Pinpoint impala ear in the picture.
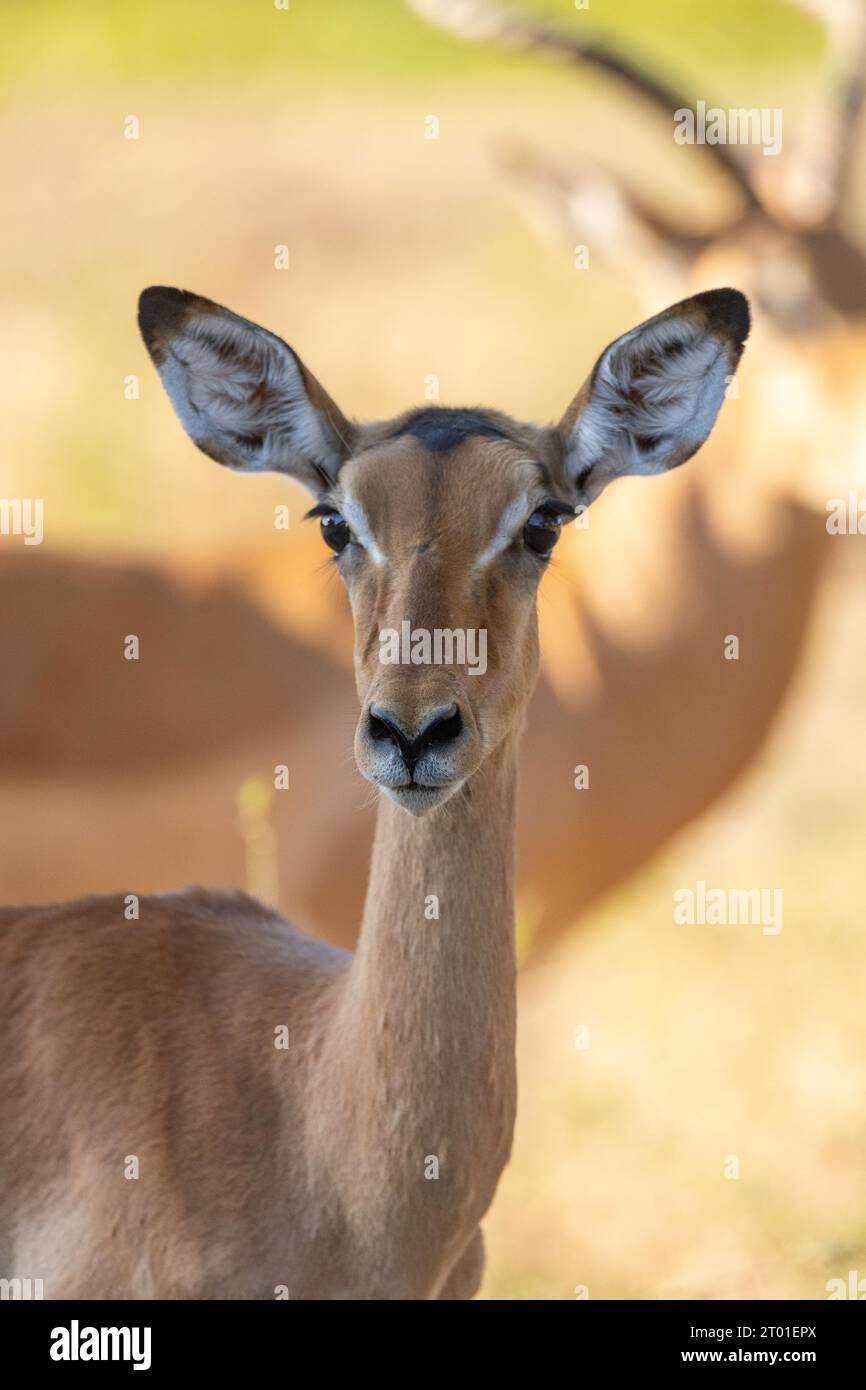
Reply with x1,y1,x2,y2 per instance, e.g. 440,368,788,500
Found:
556,288,750,505
138,287,354,496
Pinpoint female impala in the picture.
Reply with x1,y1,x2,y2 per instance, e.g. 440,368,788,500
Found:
0,284,748,1299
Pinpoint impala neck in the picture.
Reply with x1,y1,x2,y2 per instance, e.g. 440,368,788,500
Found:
337,730,519,1195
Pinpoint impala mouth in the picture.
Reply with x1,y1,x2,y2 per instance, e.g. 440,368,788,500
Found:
383,780,459,816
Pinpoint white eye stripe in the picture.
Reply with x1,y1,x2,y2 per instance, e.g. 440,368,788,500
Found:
472,493,531,571
338,493,387,566
337,487,548,571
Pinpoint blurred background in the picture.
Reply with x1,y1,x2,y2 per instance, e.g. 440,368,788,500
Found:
1,0,864,1298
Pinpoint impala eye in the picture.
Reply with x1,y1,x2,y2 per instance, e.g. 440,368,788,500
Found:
320,511,351,555
523,508,564,557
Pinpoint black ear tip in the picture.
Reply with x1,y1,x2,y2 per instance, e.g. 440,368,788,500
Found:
136,284,191,341
694,287,751,346
136,284,216,361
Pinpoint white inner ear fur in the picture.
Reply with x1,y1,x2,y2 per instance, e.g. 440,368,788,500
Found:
566,314,731,486
159,314,342,476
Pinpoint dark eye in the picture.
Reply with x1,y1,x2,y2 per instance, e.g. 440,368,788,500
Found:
320,512,351,555
523,509,563,557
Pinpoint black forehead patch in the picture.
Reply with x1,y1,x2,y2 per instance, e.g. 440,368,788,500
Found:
390,407,511,454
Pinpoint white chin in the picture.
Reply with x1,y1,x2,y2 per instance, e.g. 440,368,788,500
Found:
383,784,454,816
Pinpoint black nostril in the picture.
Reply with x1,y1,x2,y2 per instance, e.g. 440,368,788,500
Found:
418,706,462,750
368,710,406,750
367,703,463,765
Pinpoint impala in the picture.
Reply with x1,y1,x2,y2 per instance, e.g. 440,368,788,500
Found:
0,284,748,1299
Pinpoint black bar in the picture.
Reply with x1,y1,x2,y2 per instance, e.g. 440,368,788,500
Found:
2,1297,860,1374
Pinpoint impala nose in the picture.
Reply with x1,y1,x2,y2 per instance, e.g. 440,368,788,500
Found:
367,702,463,767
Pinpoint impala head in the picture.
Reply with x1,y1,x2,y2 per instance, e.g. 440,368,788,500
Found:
139,286,749,815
